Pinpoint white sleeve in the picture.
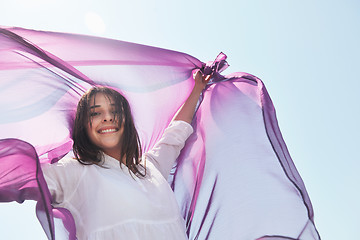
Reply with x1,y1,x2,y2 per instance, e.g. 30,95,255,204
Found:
145,120,193,179
41,158,85,205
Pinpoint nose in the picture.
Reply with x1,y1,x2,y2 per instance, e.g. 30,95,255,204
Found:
102,112,113,122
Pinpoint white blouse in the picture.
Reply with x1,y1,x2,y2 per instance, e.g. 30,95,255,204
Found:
42,120,193,240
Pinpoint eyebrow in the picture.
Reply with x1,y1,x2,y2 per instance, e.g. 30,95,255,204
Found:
89,103,116,109
90,105,100,109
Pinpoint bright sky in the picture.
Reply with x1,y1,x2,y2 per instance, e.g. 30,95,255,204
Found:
0,0,359,239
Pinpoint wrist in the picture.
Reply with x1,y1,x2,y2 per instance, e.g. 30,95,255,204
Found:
193,84,205,93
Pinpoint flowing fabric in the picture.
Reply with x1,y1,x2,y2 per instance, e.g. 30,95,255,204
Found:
0,27,320,240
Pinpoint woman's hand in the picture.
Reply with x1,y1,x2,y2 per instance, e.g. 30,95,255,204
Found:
193,70,211,91
172,70,212,124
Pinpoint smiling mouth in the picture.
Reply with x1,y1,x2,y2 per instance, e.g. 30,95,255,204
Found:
98,128,119,134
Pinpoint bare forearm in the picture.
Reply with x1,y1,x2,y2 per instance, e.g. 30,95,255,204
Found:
173,70,210,124
173,85,203,124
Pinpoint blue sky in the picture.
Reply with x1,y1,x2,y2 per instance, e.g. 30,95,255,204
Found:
0,0,359,239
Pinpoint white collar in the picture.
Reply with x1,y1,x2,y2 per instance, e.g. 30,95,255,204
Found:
102,153,124,169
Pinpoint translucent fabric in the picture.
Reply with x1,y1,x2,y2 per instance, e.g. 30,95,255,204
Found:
0,27,320,240
41,121,192,240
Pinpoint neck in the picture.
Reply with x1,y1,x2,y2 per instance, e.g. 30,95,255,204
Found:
104,151,126,165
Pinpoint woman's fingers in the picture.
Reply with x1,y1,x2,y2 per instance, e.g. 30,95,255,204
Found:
193,69,201,79
204,74,212,82
193,70,211,87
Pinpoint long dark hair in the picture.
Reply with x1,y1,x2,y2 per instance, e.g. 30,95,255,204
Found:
72,86,146,177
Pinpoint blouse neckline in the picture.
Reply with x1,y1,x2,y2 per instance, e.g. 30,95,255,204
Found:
102,153,123,169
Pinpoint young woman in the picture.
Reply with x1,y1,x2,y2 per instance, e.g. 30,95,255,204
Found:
41,70,210,240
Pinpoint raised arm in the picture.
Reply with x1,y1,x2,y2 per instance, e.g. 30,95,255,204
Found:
145,70,211,178
173,70,211,124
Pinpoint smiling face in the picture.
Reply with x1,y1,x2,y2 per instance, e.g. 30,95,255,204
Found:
73,87,144,175
86,93,124,159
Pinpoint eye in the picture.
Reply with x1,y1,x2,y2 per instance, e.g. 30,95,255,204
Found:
90,112,100,117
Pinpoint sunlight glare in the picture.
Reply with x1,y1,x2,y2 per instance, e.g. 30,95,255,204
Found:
84,11,106,35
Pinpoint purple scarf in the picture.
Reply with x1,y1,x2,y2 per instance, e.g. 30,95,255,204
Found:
0,27,320,240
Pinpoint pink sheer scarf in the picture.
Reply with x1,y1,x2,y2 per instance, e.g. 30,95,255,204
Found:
0,27,320,240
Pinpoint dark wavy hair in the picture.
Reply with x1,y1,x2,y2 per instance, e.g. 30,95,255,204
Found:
72,86,146,177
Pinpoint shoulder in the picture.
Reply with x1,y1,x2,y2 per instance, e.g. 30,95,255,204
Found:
141,156,166,179
56,157,85,168
41,157,86,178
41,157,89,204
43,156,83,169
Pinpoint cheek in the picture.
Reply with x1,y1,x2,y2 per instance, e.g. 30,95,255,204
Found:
119,126,125,135
88,117,100,130
86,125,94,141
86,121,98,139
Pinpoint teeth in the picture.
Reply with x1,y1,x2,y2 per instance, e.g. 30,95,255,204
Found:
100,129,117,133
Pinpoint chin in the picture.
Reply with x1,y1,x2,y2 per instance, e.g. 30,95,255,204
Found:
101,144,120,150
100,142,121,152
